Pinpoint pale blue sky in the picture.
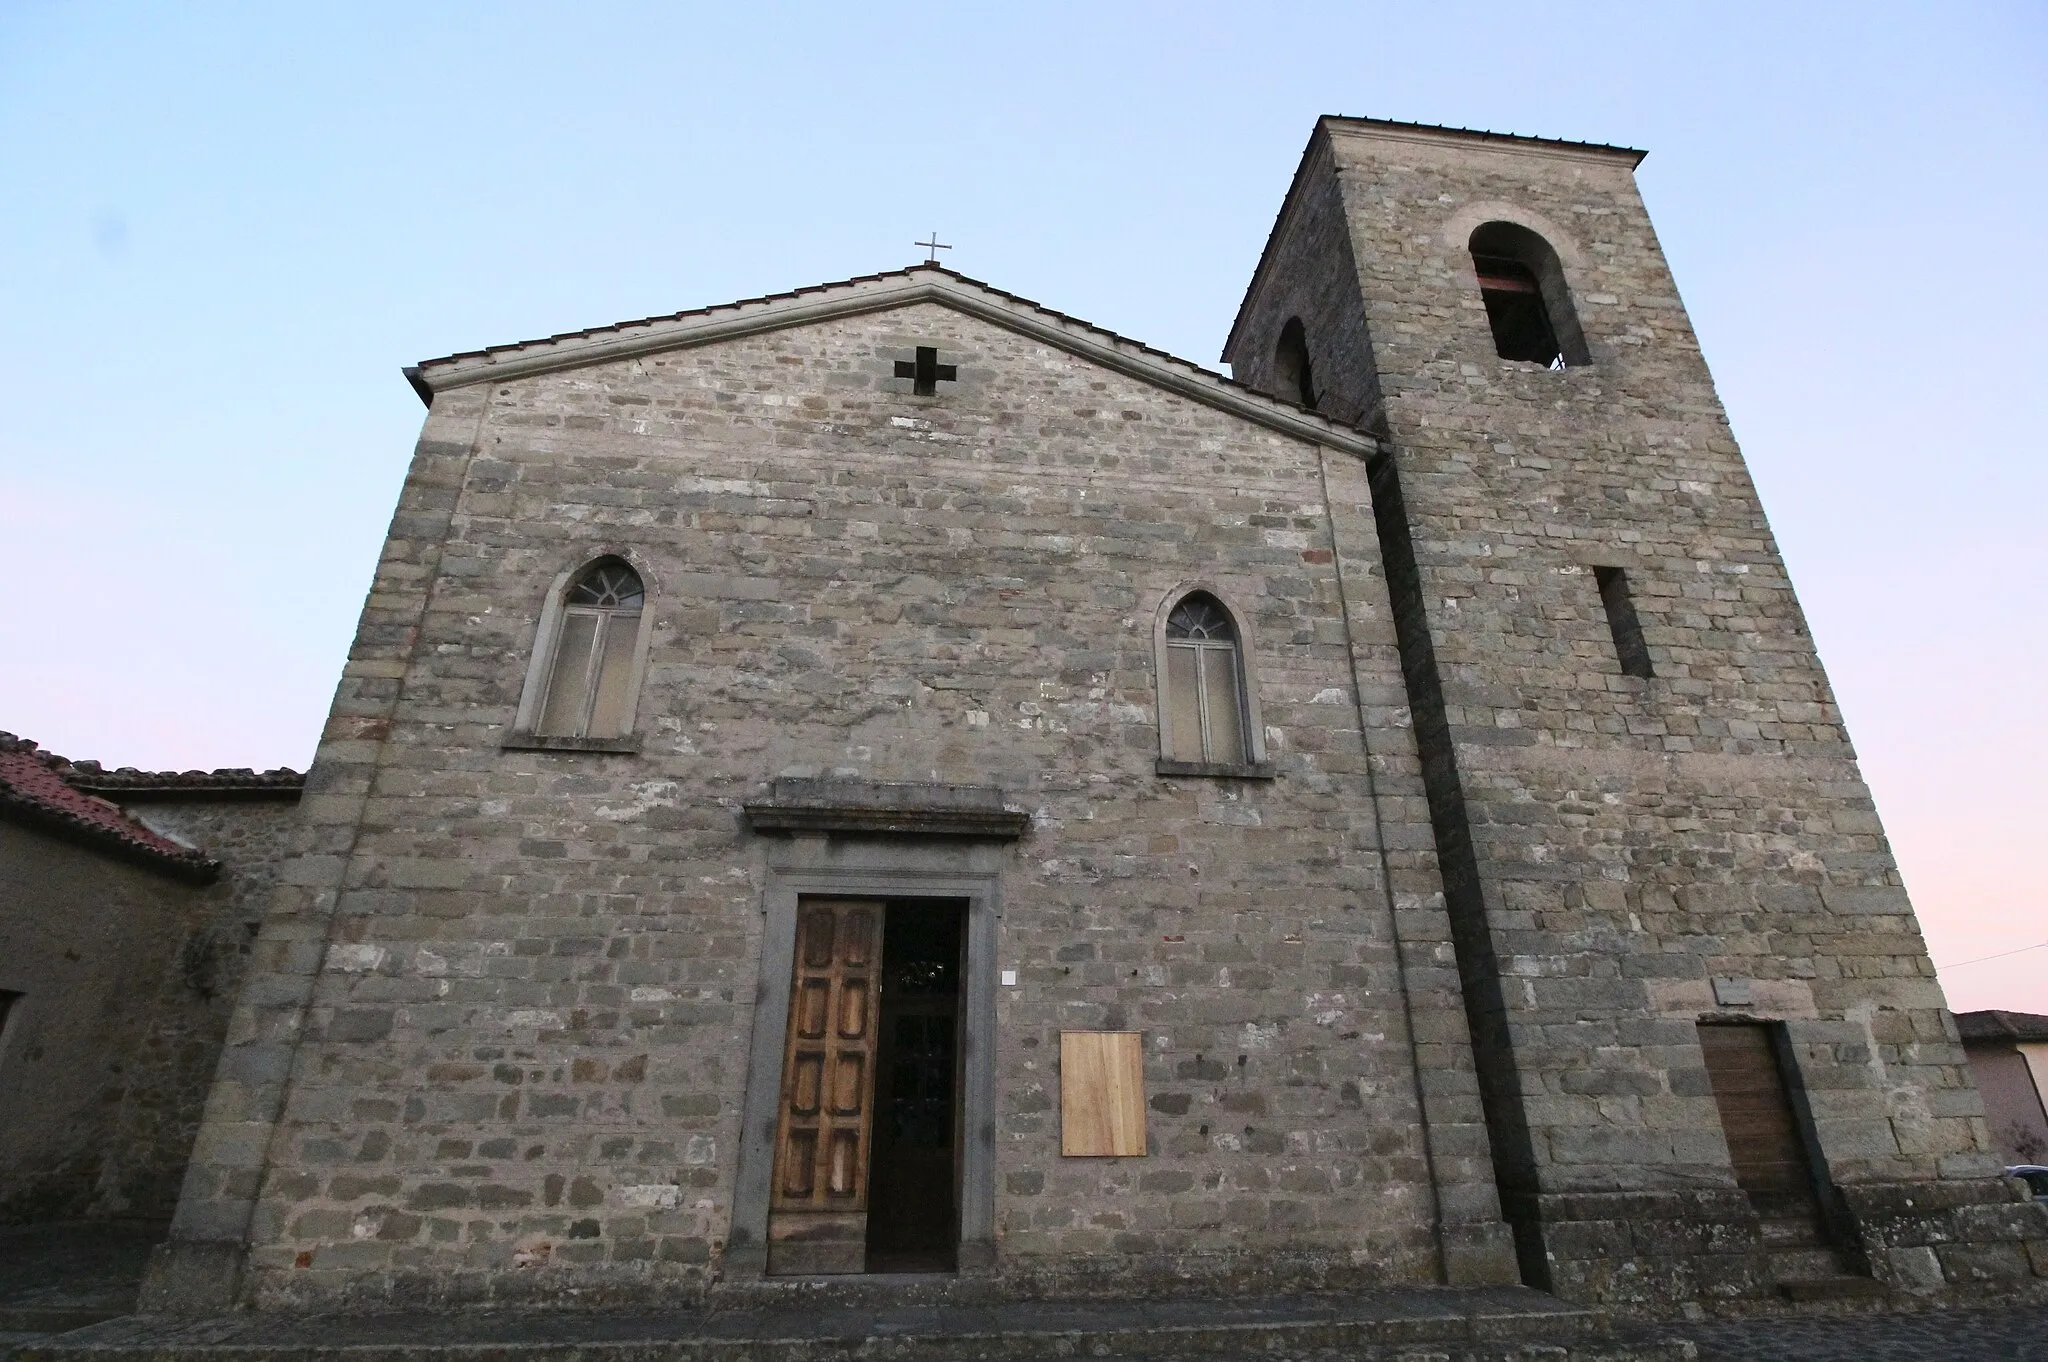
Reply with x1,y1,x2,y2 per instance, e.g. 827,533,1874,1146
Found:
1,2,2042,1007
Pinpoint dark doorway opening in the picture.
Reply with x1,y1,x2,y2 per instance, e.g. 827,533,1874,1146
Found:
865,899,965,1272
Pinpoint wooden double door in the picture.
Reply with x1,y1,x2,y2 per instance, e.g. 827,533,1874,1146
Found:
767,898,964,1275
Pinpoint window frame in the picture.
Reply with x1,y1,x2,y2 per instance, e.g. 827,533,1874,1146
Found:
1151,586,1273,779
505,552,658,753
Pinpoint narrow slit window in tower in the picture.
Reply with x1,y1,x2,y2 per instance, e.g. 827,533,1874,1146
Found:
1594,566,1653,679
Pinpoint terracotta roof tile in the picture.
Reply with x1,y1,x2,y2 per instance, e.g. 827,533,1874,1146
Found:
0,732,302,880
60,761,304,797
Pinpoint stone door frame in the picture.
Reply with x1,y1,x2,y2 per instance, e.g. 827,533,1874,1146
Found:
729,835,1004,1276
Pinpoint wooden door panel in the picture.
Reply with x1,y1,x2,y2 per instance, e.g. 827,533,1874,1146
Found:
795,980,830,1039
1061,1031,1147,1157
828,1129,861,1195
789,1053,823,1116
830,1053,866,1116
781,1130,816,1198
768,898,885,1275
1699,1023,1826,1222
838,979,870,1038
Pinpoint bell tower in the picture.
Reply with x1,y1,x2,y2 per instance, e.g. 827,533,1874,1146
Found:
1227,117,2027,1304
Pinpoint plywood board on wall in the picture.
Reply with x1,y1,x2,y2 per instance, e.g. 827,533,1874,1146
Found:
1060,1031,1145,1157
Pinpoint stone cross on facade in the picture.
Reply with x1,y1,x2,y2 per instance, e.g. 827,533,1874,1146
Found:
895,346,957,396
916,232,951,263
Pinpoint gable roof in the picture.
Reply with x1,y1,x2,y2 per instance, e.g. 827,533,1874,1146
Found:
0,732,304,882
406,264,1384,460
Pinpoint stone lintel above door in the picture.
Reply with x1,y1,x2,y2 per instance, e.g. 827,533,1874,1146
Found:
743,779,1031,840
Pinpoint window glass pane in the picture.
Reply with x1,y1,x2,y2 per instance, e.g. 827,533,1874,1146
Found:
1165,645,1203,761
1200,645,1244,763
569,560,645,609
587,612,641,738
539,612,600,736
1166,595,1235,642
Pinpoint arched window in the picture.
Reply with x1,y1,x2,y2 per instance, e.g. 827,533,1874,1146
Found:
1162,593,1248,766
1273,317,1318,409
529,557,647,741
1469,221,1589,369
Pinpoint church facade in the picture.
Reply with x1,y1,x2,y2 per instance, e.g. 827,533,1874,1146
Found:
147,117,2047,1315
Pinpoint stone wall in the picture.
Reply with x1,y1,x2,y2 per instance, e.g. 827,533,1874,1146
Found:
1225,117,2047,1307
1229,134,1386,435
0,794,300,1223
148,119,2048,1320
167,296,1523,1310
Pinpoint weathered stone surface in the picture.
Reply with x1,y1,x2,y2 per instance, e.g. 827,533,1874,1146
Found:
1224,115,2043,1304
158,285,1513,1311
143,116,2040,1317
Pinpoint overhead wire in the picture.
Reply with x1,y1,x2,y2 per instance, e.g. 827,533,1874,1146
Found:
1939,940,2048,970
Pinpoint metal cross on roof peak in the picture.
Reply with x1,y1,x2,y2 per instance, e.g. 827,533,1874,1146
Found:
916,232,952,264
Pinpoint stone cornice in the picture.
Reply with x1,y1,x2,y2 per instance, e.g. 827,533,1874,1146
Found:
1322,115,1648,168
743,778,1031,841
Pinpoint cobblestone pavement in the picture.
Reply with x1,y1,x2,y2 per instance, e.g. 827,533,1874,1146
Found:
1666,1303,2048,1360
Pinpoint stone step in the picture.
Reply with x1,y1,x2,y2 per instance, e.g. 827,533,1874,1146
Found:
0,1312,126,1335
1756,1217,1827,1250
16,1288,1699,1362
1776,1275,1888,1304
1767,1247,1850,1280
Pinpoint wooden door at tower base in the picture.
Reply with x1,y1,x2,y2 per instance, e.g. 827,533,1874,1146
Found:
768,899,884,1275
1698,1022,1829,1229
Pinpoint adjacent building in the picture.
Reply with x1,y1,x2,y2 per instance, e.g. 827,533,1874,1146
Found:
0,734,301,1225
1959,1011,2048,1167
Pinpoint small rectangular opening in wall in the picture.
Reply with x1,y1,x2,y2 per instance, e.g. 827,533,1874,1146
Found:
0,991,19,1042
1594,566,1654,679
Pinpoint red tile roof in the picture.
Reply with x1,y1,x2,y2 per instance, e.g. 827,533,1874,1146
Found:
61,761,305,798
0,733,301,881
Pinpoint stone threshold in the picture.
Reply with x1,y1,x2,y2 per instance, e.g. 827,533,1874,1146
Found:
16,1286,1699,1362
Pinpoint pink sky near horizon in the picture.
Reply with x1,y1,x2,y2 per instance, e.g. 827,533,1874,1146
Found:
2,2,2042,1015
